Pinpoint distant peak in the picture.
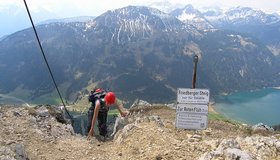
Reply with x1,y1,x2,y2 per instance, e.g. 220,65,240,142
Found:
86,5,194,44
227,6,255,13
183,4,194,10
99,5,174,21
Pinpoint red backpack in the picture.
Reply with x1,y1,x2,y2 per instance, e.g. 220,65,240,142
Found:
88,88,107,106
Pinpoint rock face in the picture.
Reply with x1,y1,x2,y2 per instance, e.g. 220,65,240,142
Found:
0,105,75,160
0,104,280,160
252,123,275,132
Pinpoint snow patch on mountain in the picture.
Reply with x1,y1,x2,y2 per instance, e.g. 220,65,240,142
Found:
239,69,245,77
227,34,256,48
148,1,183,13
277,11,280,16
170,5,214,30
83,6,200,44
267,45,280,56
210,6,280,25
178,13,196,21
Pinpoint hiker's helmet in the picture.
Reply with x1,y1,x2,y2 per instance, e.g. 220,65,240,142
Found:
105,92,116,105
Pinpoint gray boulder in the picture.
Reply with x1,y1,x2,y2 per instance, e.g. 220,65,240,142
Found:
252,123,274,132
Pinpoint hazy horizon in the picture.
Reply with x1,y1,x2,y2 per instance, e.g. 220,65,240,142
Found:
1,0,279,18
0,0,280,38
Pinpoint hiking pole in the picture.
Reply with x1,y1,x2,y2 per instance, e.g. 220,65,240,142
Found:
192,55,199,89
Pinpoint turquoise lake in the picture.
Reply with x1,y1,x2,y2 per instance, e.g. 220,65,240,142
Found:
214,88,280,126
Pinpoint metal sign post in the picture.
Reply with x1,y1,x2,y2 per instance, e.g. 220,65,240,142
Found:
192,55,199,89
176,55,210,130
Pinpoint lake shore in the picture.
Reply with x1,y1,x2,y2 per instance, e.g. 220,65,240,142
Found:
213,88,280,126
209,102,218,114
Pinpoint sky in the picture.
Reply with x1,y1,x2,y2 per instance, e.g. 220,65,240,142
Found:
1,0,280,18
0,0,279,37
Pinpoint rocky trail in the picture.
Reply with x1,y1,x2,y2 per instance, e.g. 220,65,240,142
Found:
0,103,280,160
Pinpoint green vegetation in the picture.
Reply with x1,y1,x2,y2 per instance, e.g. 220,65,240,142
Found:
32,95,62,105
70,96,90,112
209,110,242,126
208,111,227,121
5,83,71,106
7,86,32,100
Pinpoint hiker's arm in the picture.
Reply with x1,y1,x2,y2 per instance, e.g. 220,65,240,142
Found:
88,101,100,137
116,102,127,117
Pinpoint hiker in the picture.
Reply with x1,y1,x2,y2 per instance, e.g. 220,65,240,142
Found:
87,89,127,140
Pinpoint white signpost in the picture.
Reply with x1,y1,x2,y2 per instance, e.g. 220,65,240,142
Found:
176,88,210,130
177,104,209,114
177,88,210,104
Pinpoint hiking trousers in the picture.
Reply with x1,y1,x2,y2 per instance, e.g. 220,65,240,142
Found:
87,106,108,137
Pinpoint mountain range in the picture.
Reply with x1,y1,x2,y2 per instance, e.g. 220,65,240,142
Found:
38,16,96,25
207,7,280,56
0,5,279,104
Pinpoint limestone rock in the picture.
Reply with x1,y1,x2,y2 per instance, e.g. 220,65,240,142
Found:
252,123,274,132
224,148,252,160
35,106,50,117
0,144,29,160
1,104,280,160
0,146,16,160
115,124,137,144
15,144,29,160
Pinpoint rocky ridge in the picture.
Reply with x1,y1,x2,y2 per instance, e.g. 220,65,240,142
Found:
0,104,280,160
